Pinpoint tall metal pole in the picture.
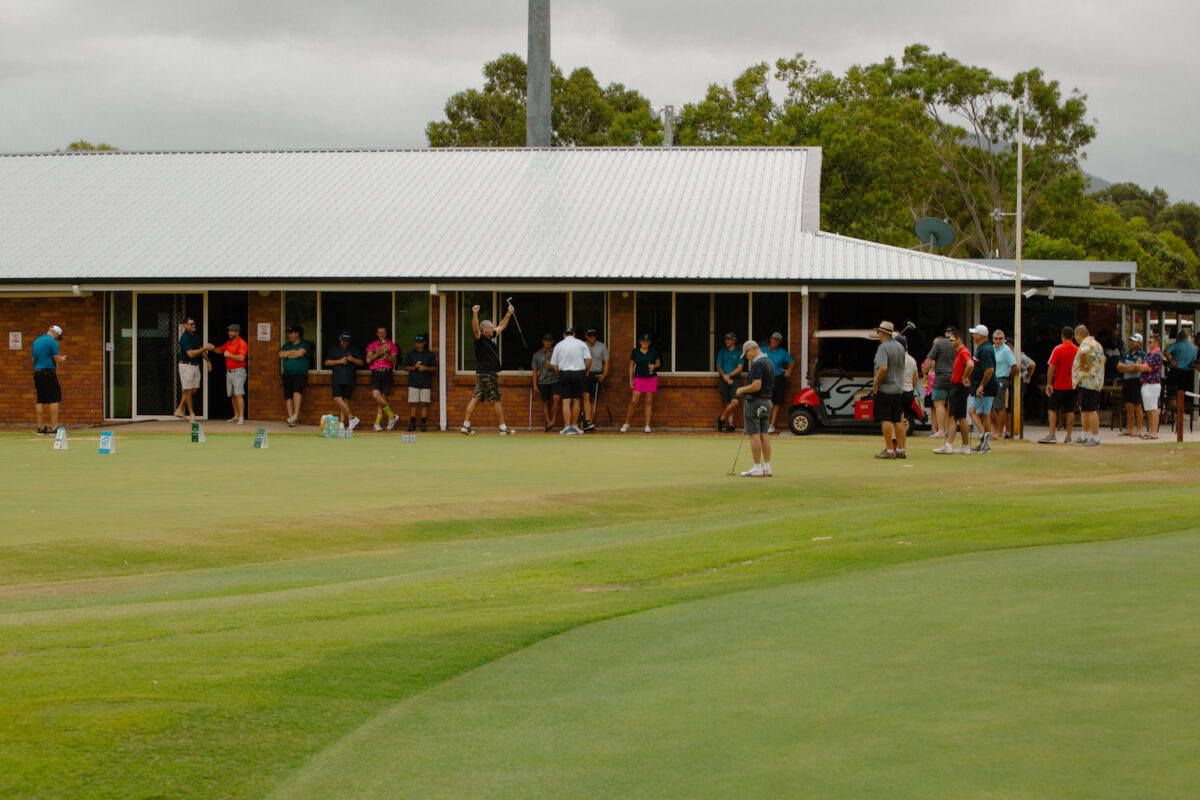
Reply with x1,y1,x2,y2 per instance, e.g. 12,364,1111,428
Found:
526,0,552,148
1013,96,1025,438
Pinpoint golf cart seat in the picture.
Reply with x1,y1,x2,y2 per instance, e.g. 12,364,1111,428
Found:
852,388,873,402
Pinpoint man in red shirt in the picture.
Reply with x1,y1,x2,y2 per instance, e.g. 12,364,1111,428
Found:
213,323,248,424
934,329,973,454
1039,326,1078,443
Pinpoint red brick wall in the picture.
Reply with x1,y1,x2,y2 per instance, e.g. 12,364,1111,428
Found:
0,295,105,427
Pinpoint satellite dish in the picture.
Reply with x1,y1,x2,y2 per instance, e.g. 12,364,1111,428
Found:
913,218,956,251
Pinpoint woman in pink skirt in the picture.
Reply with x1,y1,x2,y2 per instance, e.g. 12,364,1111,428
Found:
621,332,662,432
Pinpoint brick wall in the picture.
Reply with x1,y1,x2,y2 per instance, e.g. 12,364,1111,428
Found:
0,295,105,427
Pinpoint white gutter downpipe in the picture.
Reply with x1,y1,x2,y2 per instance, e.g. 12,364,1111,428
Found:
432,284,448,431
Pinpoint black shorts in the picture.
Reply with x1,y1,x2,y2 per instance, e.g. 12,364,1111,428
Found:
873,391,903,423
1078,387,1100,412
282,374,307,397
1122,379,1142,405
1167,367,1191,391
332,384,354,399
771,375,789,405
558,370,585,400
538,382,560,403
1048,388,1076,413
948,385,969,420
370,370,393,395
33,370,61,404
718,378,737,403
585,372,603,396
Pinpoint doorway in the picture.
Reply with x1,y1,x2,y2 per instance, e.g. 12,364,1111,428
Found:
207,292,249,421
133,294,205,417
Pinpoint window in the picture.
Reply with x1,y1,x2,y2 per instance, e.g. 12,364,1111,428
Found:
674,293,712,372
634,291,787,374
283,291,317,369
752,293,788,346
393,291,431,354
282,290,431,371
635,292,673,372
458,292,608,371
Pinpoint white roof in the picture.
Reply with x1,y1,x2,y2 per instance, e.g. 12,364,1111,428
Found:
0,148,1029,286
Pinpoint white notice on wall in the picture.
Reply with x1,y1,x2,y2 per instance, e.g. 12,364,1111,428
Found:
8,332,21,350
257,323,271,342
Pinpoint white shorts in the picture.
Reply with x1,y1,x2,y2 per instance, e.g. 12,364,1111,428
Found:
408,387,431,403
226,367,247,397
1141,383,1160,411
178,362,201,390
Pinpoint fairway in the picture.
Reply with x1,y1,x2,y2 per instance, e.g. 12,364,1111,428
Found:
2,430,1199,799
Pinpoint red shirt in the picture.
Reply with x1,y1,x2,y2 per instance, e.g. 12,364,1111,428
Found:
216,335,248,371
1048,341,1078,390
950,346,972,384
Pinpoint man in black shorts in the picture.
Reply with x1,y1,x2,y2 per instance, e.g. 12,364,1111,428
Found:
278,325,313,426
871,321,908,459
31,325,67,434
461,303,516,435
532,334,561,431
934,329,972,454
324,330,363,430
736,339,775,476
550,327,592,435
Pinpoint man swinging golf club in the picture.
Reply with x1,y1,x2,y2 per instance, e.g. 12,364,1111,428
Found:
735,339,774,477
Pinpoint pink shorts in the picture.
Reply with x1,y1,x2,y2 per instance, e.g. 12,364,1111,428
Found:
632,376,658,394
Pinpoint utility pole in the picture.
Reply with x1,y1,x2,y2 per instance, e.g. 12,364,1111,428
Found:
527,0,552,147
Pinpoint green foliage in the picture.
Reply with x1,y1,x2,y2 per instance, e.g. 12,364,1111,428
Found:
676,62,775,146
1094,182,1170,224
62,140,118,152
1024,231,1087,260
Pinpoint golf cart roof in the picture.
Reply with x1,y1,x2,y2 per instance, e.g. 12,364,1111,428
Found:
813,329,878,340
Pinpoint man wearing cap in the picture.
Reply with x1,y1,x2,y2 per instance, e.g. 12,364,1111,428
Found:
735,339,775,476
31,325,67,435
966,324,998,453
1040,326,1078,444
764,332,794,434
715,332,745,432
990,329,1017,439
461,303,515,435
933,329,973,454
324,331,363,430
894,334,918,428
1116,332,1146,436
550,327,592,436
174,317,213,424
278,325,313,426
871,321,907,459
532,334,561,431
923,327,958,439
366,326,400,431
1071,324,1105,446
1137,332,1165,439
582,329,609,432
404,333,436,431
212,323,248,424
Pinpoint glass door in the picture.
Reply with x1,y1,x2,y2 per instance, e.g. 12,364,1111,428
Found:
133,293,206,418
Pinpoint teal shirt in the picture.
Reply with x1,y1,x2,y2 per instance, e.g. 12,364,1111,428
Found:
1167,339,1196,370
765,346,793,377
993,344,1016,381
715,347,744,376
281,340,313,375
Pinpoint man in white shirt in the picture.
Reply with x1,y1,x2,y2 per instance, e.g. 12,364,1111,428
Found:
550,327,593,435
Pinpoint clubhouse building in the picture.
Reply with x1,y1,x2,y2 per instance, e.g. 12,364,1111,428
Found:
0,147,1193,429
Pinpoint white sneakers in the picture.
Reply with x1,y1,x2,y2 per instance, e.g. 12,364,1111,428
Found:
740,466,773,477
932,443,954,454
373,422,383,432
386,415,399,431
620,423,629,432
348,417,360,431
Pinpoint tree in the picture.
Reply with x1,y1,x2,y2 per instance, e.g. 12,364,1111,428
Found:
62,140,118,152
426,53,531,147
1093,182,1169,224
676,63,775,146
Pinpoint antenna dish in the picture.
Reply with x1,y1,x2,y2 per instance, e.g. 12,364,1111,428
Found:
913,218,956,251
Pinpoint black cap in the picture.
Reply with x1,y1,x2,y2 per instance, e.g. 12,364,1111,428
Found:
724,332,737,340
286,325,302,335
564,327,575,335
414,334,426,342
542,333,555,341
586,329,598,336
639,332,651,340
339,330,351,340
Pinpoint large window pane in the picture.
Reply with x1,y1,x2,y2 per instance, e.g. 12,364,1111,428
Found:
570,292,607,342
502,292,567,371
110,291,133,418
635,291,673,372
674,293,712,372
714,293,749,367
393,291,431,361
752,292,789,346
321,292,391,368
459,292,494,371
283,291,318,369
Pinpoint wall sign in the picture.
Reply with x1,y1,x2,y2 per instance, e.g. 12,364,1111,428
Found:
257,323,272,342
8,332,21,350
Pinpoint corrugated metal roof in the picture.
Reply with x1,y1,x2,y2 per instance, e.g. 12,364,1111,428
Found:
0,148,1030,285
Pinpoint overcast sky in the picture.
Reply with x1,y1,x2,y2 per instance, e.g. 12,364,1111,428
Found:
3,0,1197,203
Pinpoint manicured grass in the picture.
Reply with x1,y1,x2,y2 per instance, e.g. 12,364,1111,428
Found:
1,431,1198,798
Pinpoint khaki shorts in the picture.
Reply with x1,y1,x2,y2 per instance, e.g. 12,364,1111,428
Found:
178,362,201,390
226,367,247,397
408,387,432,403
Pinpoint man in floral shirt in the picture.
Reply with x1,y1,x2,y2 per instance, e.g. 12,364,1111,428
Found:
1137,333,1165,439
1071,324,1106,446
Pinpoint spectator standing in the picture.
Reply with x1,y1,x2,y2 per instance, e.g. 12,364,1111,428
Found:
736,340,775,477
990,329,1017,439
924,328,957,439
366,327,400,431
764,333,794,433
324,331,363,430
461,303,515,435
532,334,561,432
1039,326,1079,444
1137,333,1164,439
1165,327,1196,392
933,330,972,454
966,324,998,454
31,325,67,435
278,325,313,426
621,333,661,433
871,321,907,460
403,334,436,431
213,323,248,424
582,329,609,432
1071,325,1105,446
550,327,592,435
715,333,744,432
1116,333,1146,436
895,334,918,432
174,317,212,423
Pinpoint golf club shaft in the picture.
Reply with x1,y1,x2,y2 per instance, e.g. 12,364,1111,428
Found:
506,297,530,350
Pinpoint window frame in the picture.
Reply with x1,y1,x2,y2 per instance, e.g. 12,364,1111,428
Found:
456,291,610,374
280,290,432,374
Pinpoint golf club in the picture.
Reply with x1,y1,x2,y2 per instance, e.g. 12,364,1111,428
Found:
505,296,530,350
726,425,750,476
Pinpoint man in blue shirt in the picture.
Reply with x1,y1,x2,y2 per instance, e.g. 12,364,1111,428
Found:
715,333,744,432
764,332,794,433
990,329,1017,439
31,325,67,435
1166,327,1196,393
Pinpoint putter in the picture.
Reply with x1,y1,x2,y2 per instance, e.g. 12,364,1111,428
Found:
505,297,530,351
727,426,749,475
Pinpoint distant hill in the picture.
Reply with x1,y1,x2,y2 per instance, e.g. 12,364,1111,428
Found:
1083,172,1112,195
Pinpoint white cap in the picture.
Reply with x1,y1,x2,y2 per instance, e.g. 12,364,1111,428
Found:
968,324,989,337
49,325,63,335
1130,333,1144,343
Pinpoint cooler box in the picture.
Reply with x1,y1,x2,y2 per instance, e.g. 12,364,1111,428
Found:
854,399,873,421
320,414,339,438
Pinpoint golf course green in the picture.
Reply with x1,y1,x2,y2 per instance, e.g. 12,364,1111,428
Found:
1,431,1198,798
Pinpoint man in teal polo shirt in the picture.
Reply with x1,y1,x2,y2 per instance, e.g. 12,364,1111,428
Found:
764,332,794,433
279,325,314,426
715,333,744,432
32,324,67,435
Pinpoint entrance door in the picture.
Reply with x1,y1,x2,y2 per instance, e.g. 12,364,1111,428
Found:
135,293,205,417
207,292,249,422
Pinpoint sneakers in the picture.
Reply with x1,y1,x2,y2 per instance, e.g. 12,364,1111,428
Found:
1080,438,1100,447
420,420,427,432
875,450,896,460
36,427,51,436
564,426,583,435
644,426,652,433
460,423,475,435
1038,434,1057,444
954,446,972,454
286,415,298,427
895,449,907,459
740,467,765,477
499,428,515,436
620,423,629,433
374,422,383,432
970,442,991,454
387,415,399,431
407,420,417,432
582,421,595,432
761,466,774,477
933,443,954,454
927,429,943,438
348,417,360,431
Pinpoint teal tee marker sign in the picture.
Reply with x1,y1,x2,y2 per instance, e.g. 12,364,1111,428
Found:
253,428,269,449
98,432,116,454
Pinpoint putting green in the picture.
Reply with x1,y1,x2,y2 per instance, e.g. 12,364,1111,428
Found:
275,531,1200,799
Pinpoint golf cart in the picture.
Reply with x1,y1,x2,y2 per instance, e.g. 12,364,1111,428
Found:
787,329,928,436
